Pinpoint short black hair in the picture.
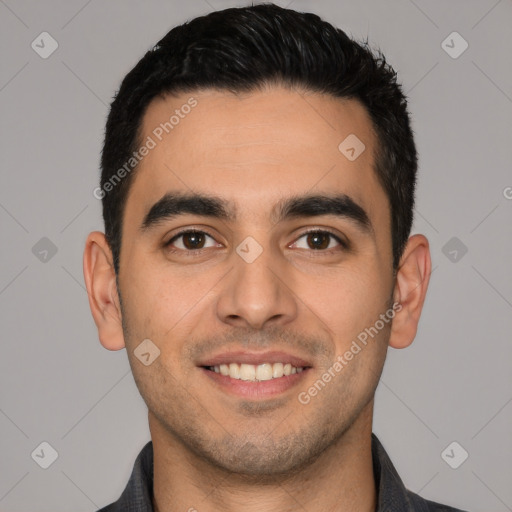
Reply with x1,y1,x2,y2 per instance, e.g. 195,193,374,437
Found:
100,3,417,273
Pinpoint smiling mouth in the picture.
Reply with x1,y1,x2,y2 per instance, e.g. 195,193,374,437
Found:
203,362,309,381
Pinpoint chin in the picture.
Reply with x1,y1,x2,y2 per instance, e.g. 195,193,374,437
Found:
187,430,332,480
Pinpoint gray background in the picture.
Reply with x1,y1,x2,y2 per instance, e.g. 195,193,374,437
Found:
1,0,511,510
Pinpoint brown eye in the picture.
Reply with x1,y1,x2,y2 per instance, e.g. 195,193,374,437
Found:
306,232,330,250
182,232,206,249
291,230,343,251
167,230,218,251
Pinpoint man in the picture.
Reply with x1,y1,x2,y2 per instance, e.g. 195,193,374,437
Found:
84,4,467,511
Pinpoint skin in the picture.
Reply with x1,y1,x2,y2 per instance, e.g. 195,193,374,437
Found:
84,86,431,512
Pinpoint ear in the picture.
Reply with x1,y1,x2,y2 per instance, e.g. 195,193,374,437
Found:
389,234,431,349
83,231,125,351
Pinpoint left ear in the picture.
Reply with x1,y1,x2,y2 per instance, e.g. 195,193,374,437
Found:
389,234,431,349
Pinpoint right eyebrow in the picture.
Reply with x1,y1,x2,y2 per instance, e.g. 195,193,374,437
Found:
139,192,236,232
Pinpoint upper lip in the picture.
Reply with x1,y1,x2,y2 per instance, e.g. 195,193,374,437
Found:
198,350,313,368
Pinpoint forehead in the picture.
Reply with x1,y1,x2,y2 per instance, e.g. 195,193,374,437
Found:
126,86,386,225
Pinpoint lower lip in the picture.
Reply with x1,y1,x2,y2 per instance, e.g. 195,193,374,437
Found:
200,367,310,399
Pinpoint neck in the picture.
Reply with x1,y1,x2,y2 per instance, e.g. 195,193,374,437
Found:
150,403,377,512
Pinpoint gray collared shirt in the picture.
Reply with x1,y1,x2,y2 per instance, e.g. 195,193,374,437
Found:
98,434,468,511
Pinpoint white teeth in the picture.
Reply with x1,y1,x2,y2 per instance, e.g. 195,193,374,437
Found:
272,362,284,378
239,363,256,381
208,362,306,381
256,363,273,381
229,363,240,379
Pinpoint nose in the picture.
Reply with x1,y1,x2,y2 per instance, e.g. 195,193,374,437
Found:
215,244,298,330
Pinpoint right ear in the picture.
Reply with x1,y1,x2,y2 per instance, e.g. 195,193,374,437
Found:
83,231,125,350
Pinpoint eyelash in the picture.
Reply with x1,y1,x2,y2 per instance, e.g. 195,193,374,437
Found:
164,228,348,255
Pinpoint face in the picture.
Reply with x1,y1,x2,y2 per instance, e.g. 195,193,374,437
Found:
116,86,396,476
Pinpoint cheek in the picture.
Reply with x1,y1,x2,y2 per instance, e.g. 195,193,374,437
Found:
129,353,188,427
120,256,182,326
300,265,390,346
118,267,172,357
119,263,216,371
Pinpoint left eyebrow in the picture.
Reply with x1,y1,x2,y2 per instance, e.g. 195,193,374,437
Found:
272,193,374,236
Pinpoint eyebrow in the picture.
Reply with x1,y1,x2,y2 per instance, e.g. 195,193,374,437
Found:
274,193,373,235
140,191,373,235
140,193,236,231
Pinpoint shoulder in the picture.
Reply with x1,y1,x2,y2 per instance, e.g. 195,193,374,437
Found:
96,441,154,512
97,505,116,512
406,488,469,512
371,433,469,512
